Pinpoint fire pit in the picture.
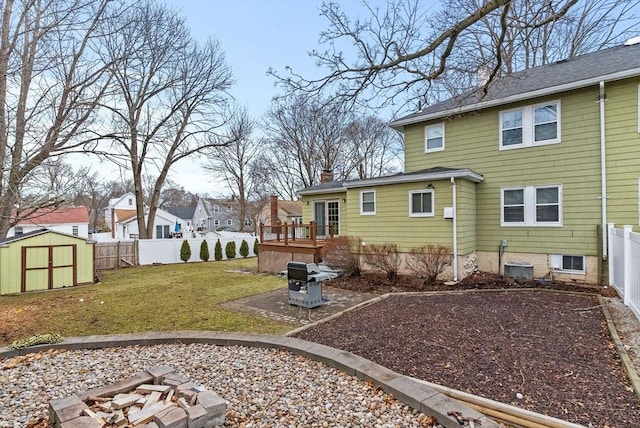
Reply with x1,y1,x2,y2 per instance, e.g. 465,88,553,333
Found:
48,365,226,427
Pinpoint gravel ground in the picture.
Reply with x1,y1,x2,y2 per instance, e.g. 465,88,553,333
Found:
605,297,640,376
0,344,436,428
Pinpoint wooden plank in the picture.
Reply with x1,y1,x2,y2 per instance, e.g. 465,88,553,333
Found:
136,384,172,394
164,389,174,404
142,391,162,409
111,393,144,409
129,401,171,426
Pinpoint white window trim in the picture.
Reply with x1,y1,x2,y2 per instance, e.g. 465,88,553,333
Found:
213,219,220,226
213,205,219,213
550,254,586,274
360,190,376,215
226,219,232,226
408,190,435,217
499,100,561,150
424,123,445,153
500,184,563,227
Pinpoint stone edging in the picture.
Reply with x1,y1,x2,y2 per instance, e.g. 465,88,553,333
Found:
598,295,640,401
0,332,498,428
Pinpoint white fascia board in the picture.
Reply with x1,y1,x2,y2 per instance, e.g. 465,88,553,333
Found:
344,169,484,189
390,68,640,129
298,186,347,196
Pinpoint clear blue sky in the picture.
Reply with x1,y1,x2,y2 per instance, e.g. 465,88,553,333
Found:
165,0,381,120
163,0,389,194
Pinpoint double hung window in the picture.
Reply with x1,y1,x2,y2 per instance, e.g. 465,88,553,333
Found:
360,191,376,215
425,123,445,152
500,101,560,149
501,185,561,226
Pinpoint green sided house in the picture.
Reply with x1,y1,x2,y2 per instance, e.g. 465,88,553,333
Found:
0,229,95,295
299,40,640,284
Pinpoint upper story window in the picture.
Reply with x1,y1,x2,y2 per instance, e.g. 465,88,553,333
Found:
409,190,434,217
244,219,251,227
500,101,560,150
128,198,133,206
501,185,562,227
360,190,376,215
213,205,219,213
213,219,220,226
226,219,232,226
72,225,79,236
424,123,445,153
15,226,23,236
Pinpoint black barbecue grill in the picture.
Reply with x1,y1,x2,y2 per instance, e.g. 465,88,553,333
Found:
287,261,326,308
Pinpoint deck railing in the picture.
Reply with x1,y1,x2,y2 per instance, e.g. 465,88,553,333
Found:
259,221,335,246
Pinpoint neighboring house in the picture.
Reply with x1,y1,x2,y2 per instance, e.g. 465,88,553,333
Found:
194,197,238,232
299,40,640,284
166,206,196,234
110,209,137,239
104,192,137,229
118,207,184,240
105,193,191,240
9,206,90,239
258,196,303,225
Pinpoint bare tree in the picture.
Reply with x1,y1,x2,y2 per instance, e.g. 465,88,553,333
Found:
100,1,234,238
72,171,129,231
261,94,404,195
271,0,637,112
205,109,260,232
21,159,87,202
158,183,199,209
251,152,303,201
0,0,117,237
344,115,403,179
262,94,352,192
433,0,640,96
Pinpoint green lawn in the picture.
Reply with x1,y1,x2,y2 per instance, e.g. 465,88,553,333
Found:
0,258,291,346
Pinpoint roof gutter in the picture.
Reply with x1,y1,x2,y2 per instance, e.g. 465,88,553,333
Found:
343,169,484,189
298,186,347,196
390,68,640,130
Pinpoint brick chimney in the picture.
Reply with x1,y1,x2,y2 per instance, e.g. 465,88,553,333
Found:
270,195,278,225
320,169,334,183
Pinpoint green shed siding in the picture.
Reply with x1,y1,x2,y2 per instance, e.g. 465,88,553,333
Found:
403,87,605,256
605,78,640,229
0,231,94,295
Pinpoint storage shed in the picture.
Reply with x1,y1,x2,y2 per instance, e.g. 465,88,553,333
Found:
0,229,95,295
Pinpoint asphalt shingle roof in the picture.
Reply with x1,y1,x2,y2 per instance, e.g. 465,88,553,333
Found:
166,206,196,220
391,42,640,128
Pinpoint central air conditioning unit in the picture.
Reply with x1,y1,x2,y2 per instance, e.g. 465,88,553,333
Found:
504,261,533,280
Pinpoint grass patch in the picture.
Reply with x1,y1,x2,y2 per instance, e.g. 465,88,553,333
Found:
0,258,291,346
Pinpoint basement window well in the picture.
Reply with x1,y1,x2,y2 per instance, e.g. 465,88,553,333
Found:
549,254,585,273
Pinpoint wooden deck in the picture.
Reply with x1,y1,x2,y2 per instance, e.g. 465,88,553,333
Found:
258,222,333,272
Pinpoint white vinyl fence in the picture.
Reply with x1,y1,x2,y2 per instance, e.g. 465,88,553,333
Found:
608,224,640,321
138,235,258,265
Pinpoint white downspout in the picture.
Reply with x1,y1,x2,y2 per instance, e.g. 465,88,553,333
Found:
599,81,608,258
451,177,458,281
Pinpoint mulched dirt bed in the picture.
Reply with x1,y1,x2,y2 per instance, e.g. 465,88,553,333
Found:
294,286,640,427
